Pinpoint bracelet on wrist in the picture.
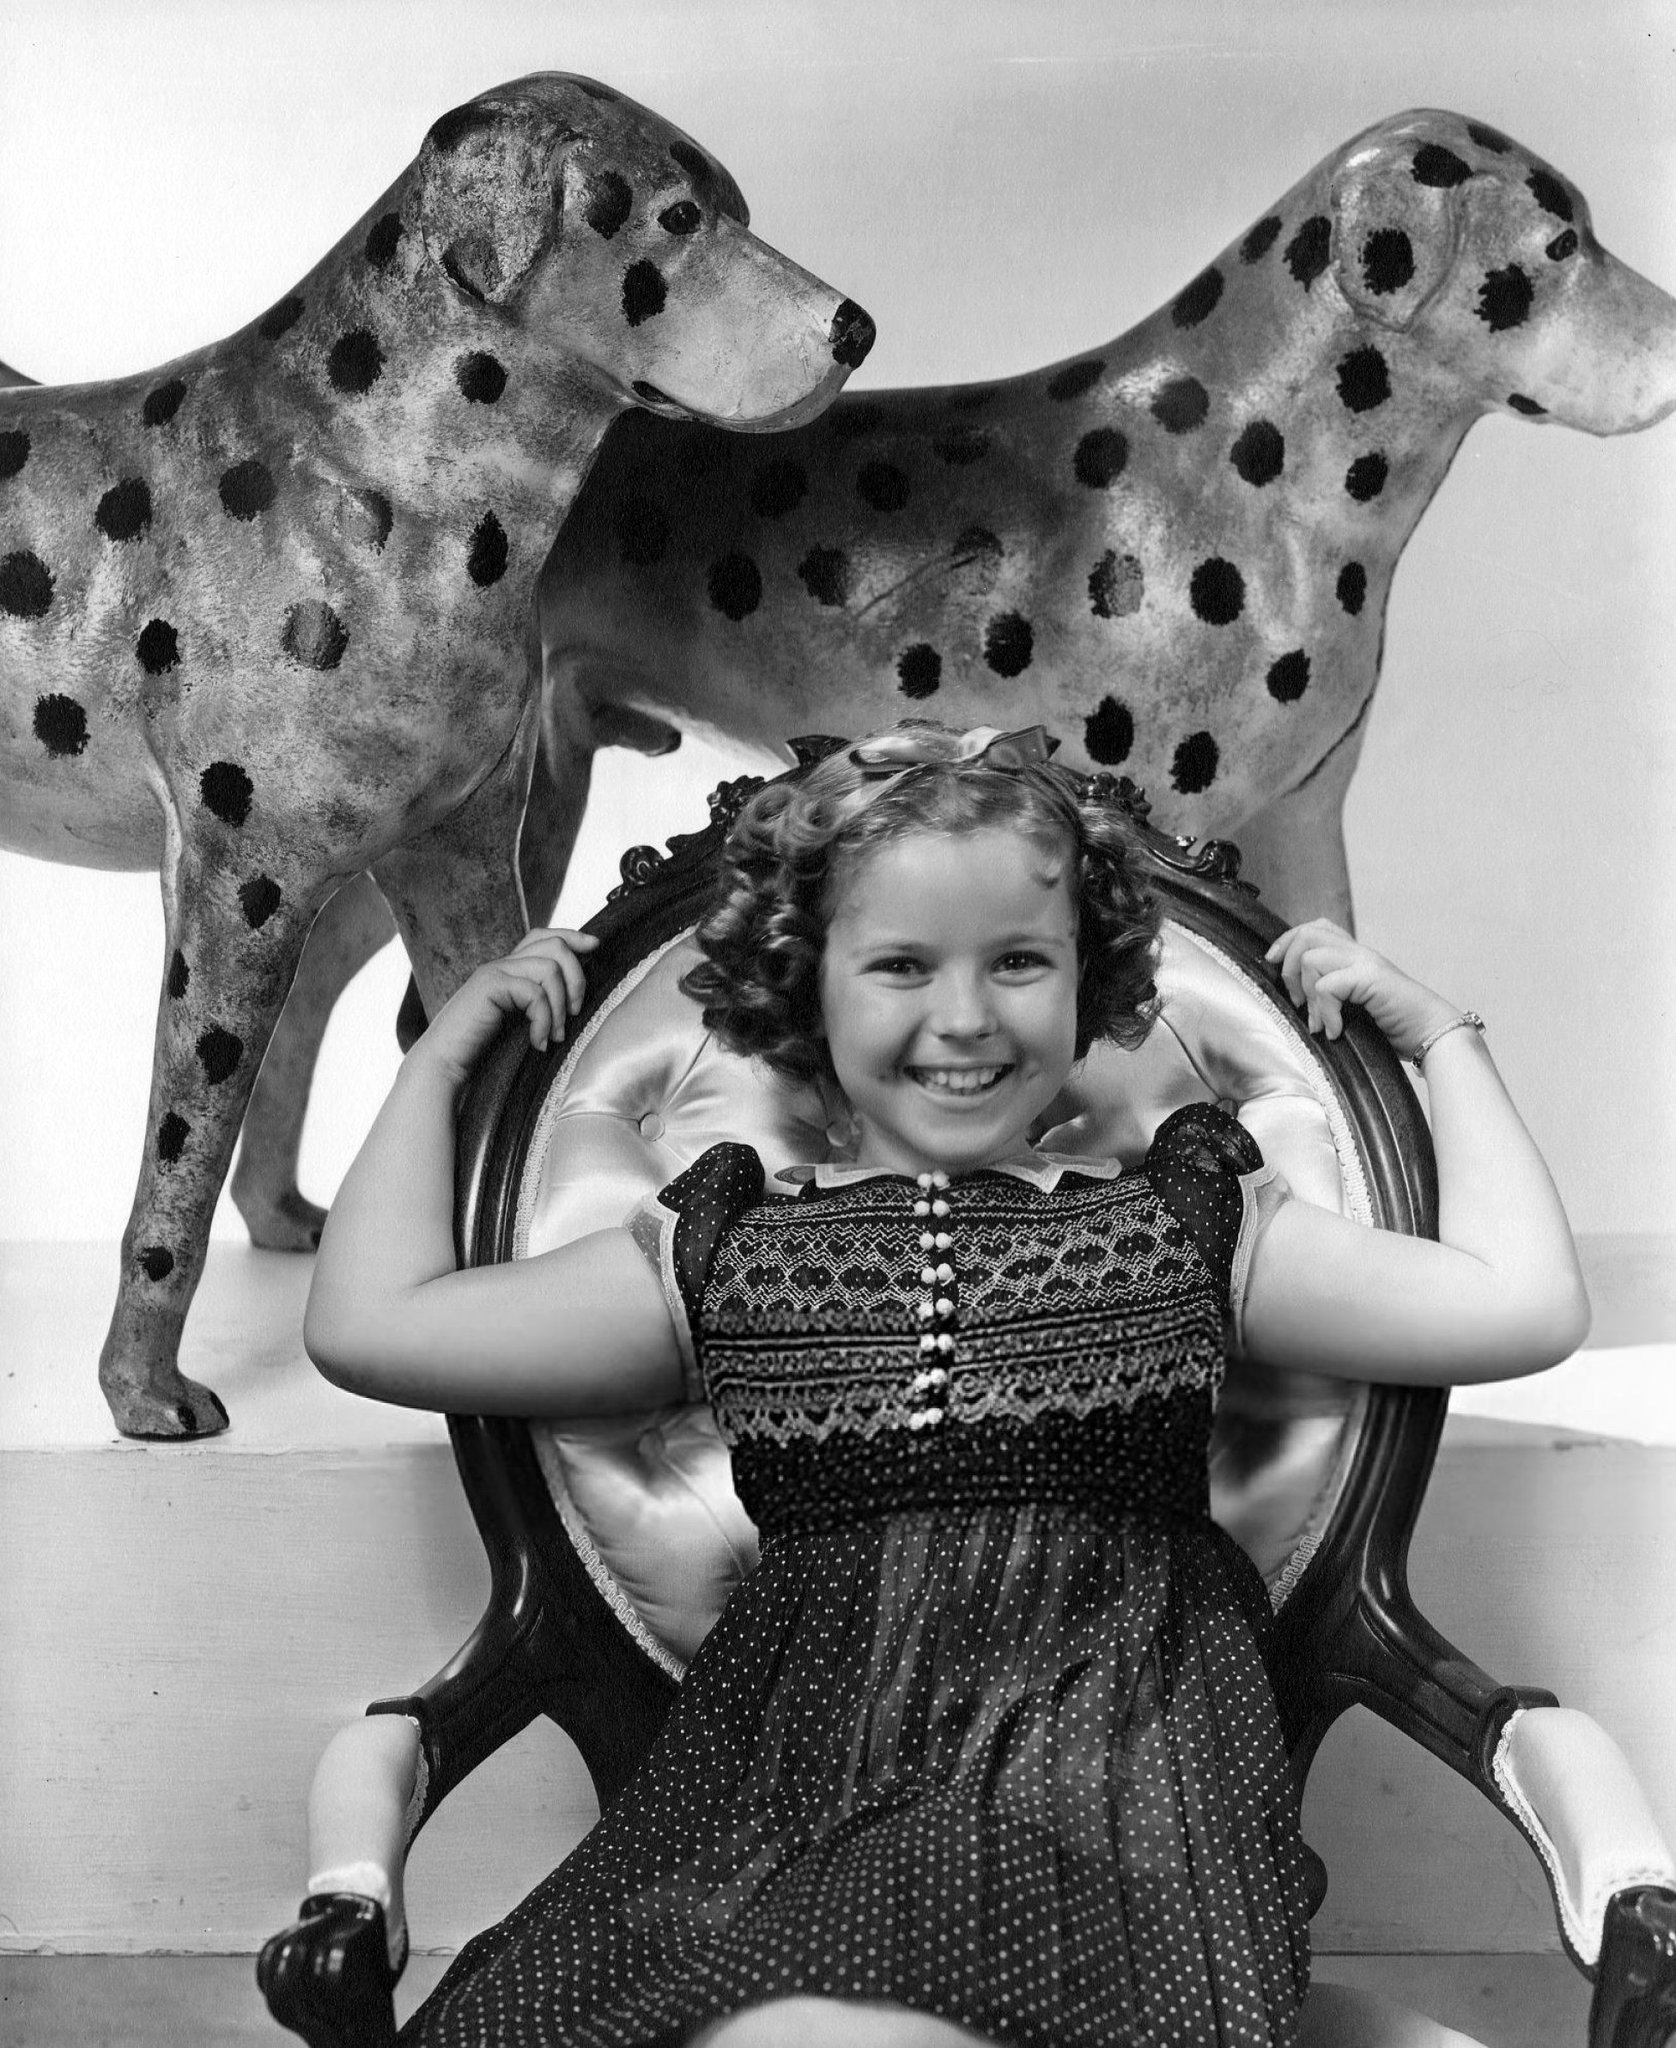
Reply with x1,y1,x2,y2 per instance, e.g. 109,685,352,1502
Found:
1409,1011,1485,1071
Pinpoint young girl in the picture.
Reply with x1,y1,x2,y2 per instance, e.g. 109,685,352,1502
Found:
288,723,1587,2048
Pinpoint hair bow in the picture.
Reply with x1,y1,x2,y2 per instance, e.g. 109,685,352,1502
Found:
848,724,1061,779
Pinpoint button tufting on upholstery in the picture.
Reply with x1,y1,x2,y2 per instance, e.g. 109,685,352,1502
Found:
637,1110,665,1141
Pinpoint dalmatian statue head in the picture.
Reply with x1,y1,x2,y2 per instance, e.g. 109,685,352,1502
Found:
401,74,874,433
1326,110,1676,434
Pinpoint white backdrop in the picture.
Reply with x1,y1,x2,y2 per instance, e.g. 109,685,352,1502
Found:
1,0,1672,1244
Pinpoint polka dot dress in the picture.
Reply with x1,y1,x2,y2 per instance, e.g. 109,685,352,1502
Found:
401,1104,1313,2046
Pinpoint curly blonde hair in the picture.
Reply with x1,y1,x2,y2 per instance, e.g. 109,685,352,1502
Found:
680,724,1161,1085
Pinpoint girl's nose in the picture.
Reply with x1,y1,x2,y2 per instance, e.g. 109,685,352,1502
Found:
930,971,996,1040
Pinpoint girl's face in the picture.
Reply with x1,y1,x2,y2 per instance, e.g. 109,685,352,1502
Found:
817,826,1080,1178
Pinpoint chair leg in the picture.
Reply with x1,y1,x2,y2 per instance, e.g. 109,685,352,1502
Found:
257,1892,399,2048
1590,1887,1676,2048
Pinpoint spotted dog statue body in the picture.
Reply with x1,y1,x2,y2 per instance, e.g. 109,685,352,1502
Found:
0,74,871,1436
525,108,1675,926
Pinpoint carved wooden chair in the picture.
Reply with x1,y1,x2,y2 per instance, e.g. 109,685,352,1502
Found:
270,749,1676,2047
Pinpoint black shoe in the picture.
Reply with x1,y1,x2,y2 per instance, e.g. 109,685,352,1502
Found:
257,1892,401,2047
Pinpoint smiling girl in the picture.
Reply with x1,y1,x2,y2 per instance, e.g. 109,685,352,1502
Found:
291,722,1586,2048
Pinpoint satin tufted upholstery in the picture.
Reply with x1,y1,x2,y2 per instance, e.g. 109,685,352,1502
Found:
514,918,1373,1677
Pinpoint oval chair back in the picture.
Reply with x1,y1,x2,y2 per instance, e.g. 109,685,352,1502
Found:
440,754,1523,1820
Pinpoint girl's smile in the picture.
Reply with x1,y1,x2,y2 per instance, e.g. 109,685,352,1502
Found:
818,827,1080,1177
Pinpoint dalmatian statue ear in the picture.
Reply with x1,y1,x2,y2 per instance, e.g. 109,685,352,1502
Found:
1330,142,1465,332
412,94,585,307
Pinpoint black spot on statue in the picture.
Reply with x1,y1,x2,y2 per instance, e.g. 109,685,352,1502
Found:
829,299,873,369
751,460,808,518
96,477,152,543
282,600,350,669
708,553,762,620
1046,358,1105,402
1085,696,1135,765
200,760,254,827
1171,731,1219,795
168,949,190,1000
137,618,180,674
138,1246,175,1282
1337,561,1368,615
468,511,509,587
1172,267,1224,328
1242,216,1283,263
856,461,910,512
258,296,305,341
355,490,393,550
329,329,385,395
1088,550,1143,619
157,1111,191,1166
1413,143,1473,187
933,425,990,466
33,693,88,757
1285,216,1332,289
1345,452,1389,501
1151,377,1209,434
197,1025,243,1085
1362,229,1415,296
896,644,942,699
219,459,276,521
428,101,497,152
0,550,54,618
239,875,283,929
1267,649,1311,702
456,352,508,404
1476,264,1533,332
1465,122,1510,155
1190,557,1244,625
1507,393,1547,416
1336,346,1392,413
1545,229,1578,263
1073,428,1128,489
1528,168,1574,222
1230,420,1284,488
585,171,634,239
616,496,671,563
0,428,29,479
953,526,1003,569
142,378,187,428
798,545,850,607
984,612,1033,677
659,200,702,236
365,213,405,269
622,260,667,327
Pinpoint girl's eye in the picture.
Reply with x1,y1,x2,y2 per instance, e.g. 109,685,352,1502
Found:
996,951,1050,974
866,955,925,977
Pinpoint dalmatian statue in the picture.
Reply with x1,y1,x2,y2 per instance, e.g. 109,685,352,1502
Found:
0,73,873,1437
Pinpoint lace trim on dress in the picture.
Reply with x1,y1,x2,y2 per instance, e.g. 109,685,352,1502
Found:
1229,1166,1293,1355
625,1195,702,1402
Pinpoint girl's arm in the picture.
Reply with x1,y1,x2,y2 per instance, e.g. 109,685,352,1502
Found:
1240,920,1590,1384
304,929,684,1416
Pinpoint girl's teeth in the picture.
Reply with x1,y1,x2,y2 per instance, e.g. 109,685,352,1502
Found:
915,1067,1003,1094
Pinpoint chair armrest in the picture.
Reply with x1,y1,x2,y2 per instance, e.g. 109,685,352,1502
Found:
1492,1707,1676,1971
1591,1886,1676,2048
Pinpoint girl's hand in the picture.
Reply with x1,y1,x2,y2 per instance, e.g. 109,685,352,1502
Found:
1264,919,1458,1060
409,928,600,1087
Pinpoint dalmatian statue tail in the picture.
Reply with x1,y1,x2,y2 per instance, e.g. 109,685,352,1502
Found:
0,74,872,1436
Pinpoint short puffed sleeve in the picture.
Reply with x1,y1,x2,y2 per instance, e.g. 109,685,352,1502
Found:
1145,1101,1290,1351
623,1143,765,1401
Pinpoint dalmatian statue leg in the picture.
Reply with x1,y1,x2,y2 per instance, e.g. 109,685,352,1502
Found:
231,873,397,1251
100,839,334,1438
1225,708,1367,929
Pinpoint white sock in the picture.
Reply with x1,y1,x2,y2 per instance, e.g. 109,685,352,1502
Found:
305,1860,406,1972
